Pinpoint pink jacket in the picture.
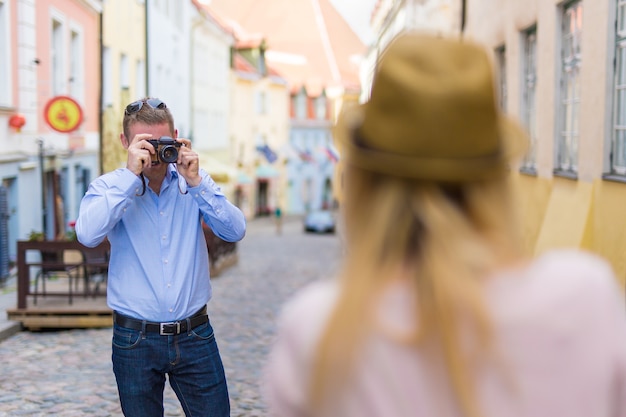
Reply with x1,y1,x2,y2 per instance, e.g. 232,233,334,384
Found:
265,250,626,416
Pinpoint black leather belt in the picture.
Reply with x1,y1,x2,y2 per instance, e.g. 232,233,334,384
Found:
113,306,208,336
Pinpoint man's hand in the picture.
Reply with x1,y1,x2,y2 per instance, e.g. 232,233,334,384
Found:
126,133,156,176
175,138,201,187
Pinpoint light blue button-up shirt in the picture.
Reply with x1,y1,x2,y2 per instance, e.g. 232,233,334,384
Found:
76,166,246,322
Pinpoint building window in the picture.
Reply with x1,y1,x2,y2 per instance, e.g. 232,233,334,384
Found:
69,29,83,100
136,59,146,99
52,19,64,96
521,26,538,172
315,95,327,120
556,0,582,174
172,0,182,27
495,45,507,112
256,91,267,115
102,47,112,107
295,91,307,119
612,0,626,174
0,0,10,107
120,53,129,89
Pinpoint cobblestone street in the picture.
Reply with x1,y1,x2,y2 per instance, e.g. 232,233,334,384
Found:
0,216,343,416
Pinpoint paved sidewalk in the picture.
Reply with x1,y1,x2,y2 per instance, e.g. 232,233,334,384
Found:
0,272,22,342
0,215,343,416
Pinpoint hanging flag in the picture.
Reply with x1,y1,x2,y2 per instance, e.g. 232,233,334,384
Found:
298,149,315,163
256,144,278,164
324,143,340,163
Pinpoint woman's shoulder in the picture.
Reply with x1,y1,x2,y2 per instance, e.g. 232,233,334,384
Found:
527,248,618,293
274,279,341,348
533,248,613,270
278,279,340,324
490,248,623,331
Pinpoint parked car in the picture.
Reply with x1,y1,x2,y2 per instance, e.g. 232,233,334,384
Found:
304,210,336,234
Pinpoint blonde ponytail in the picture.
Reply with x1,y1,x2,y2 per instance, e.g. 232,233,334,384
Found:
309,166,521,416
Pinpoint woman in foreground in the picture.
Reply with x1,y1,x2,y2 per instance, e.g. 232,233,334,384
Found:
264,33,626,417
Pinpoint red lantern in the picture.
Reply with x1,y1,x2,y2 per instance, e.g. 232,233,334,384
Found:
9,114,26,132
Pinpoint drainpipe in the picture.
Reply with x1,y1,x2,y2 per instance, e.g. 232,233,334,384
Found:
461,0,466,34
37,139,47,237
190,17,204,144
98,10,104,174
145,1,150,96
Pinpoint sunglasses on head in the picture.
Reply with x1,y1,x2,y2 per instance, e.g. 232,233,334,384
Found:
125,98,167,115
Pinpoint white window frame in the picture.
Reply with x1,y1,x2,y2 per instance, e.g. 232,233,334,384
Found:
315,96,327,120
521,26,538,172
295,91,307,120
0,0,12,107
136,59,146,99
495,45,507,112
69,24,84,101
256,90,267,115
555,0,583,174
120,53,129,89
102,47,113,107
50,9,66,97
611,0,626,174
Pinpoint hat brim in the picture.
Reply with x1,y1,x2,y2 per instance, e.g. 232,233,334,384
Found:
333,105,529,182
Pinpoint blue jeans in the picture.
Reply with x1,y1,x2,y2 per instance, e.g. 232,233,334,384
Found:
112,319,230,417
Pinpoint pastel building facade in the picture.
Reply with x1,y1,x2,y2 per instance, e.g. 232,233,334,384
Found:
226,37,290,218
210,0,365,215
0,0,101,265
190,2,236,199
366,0,626,283
146,0,193,138
101,0,146,173
463,0,626,283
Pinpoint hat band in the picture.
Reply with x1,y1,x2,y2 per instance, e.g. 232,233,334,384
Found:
346,132,507,182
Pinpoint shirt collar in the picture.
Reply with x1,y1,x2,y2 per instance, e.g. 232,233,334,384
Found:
167,164,179,179
143,164,178,187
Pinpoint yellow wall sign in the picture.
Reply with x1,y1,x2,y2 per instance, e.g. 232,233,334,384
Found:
44,96,83,133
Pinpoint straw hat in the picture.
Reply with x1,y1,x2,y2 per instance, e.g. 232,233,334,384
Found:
337,33,528,182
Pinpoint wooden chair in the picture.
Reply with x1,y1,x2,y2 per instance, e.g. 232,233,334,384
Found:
33,249,82,305
80,245,110,298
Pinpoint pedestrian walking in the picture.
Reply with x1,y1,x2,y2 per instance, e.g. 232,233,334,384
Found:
264,33,626,417
76,97,246,417
275,206,283,235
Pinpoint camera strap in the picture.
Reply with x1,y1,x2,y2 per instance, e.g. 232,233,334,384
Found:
174,165,188,195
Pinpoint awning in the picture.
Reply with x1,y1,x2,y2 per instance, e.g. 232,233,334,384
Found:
256,164,279,179
198,153,237,183
237,171,253,184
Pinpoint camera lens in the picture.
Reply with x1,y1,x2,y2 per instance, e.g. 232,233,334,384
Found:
160,145,179,163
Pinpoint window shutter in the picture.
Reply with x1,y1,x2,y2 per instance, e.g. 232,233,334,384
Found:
0,186,9,281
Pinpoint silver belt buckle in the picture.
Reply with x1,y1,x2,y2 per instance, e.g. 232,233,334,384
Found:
159,321,180,336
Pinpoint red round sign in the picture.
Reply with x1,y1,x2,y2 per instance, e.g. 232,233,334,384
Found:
44,96,83,133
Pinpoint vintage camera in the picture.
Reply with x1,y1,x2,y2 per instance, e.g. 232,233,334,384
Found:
147,137,182,165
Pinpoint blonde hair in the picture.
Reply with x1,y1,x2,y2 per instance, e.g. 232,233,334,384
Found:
310,164,523,417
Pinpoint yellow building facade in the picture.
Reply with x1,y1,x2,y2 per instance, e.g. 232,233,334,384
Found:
465,0,626,284
229,50,290,218
100,0,147,173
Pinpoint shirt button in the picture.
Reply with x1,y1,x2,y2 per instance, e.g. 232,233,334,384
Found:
164,259,168,264
169,308,173,313
162,235,166,240
160,211,164,215
167,283,171,288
